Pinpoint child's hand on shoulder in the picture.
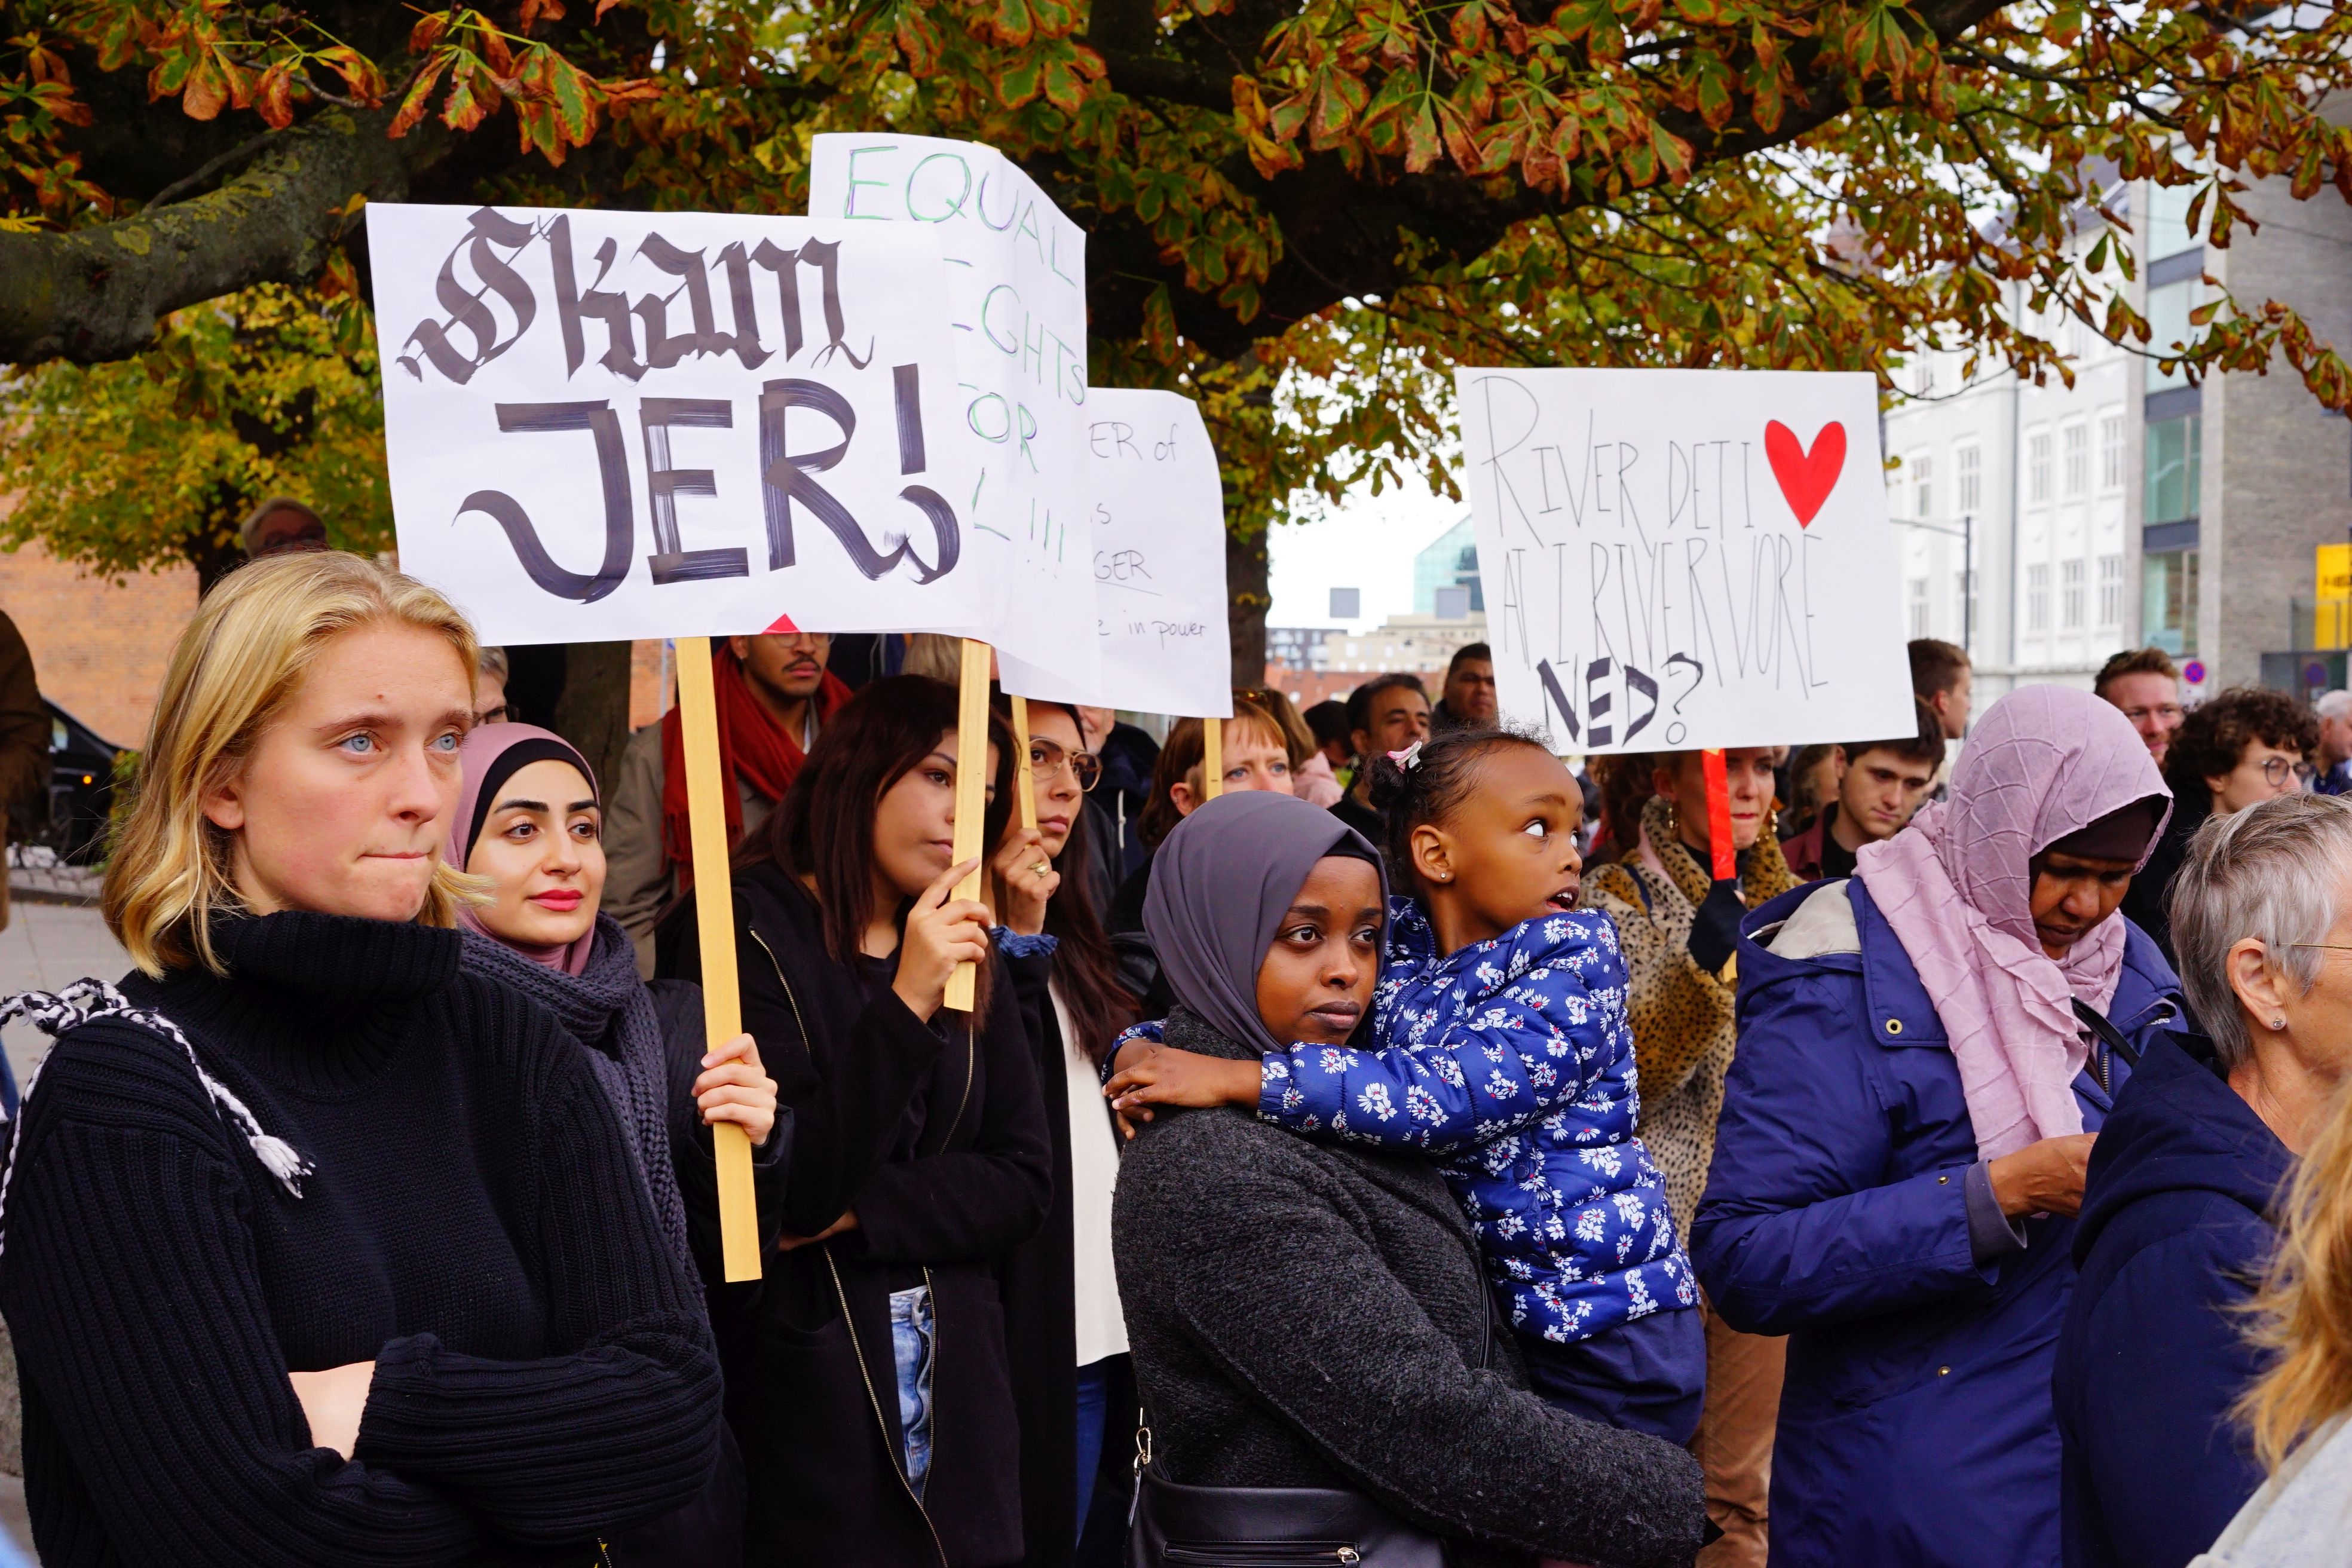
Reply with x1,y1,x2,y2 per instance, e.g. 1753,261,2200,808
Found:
1104,1046,1262,1134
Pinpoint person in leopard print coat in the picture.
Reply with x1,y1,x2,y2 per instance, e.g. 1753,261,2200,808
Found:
1584,751,1795,1568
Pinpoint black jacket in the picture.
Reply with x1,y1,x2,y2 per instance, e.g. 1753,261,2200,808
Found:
1112,1006,1708,1568
999,948,1140,1567
664,862,1054,1568
2055,1031,2289,1568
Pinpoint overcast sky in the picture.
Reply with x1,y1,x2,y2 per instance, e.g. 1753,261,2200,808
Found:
1265,472,1466,636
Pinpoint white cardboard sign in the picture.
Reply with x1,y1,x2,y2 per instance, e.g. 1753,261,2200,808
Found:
807,134,1099,702
368,202,985,647
1455,368,1915,753
1086,390,1233,719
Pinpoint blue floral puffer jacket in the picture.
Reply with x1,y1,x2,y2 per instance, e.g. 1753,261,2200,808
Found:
1121,899,1695,1344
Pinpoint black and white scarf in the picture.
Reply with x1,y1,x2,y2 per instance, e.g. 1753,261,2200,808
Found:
0,979,313,1256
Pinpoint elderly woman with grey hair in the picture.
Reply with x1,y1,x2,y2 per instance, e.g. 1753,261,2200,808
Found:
2055,792,2352,1568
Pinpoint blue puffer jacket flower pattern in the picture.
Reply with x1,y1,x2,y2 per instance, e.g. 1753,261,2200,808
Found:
1110,898,1694,1344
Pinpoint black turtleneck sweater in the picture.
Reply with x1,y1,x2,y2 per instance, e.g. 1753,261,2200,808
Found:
0,911,724,1566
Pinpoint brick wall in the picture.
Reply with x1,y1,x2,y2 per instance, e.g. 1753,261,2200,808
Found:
0,543,196,748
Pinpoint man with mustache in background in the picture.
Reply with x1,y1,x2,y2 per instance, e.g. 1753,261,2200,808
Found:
607,631,850,974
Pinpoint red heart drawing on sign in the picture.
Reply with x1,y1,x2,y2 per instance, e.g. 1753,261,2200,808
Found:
1763,419,1846,527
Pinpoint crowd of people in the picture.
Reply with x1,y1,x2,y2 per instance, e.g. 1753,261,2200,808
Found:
15,556,2352,1568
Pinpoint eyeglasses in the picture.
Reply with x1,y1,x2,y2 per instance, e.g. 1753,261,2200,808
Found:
1028,738,1102,793
2260,756,2305,789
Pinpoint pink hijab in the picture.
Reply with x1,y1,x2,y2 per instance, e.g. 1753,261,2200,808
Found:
448,723,600,976
1852,687,2169,1159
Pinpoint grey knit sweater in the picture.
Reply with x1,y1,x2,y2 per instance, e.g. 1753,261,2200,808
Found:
1112,1007,1707,1568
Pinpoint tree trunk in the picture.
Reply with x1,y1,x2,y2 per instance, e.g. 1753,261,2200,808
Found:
551,641,635,792
1227,520,1270,691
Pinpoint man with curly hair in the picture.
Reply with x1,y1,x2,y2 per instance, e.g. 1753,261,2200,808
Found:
2123,685,2318,963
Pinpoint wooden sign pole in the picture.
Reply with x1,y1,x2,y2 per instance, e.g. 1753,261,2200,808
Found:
1009,694,1039,832
675,636,762,1283
1201,715,1223,803
945,638,993,1013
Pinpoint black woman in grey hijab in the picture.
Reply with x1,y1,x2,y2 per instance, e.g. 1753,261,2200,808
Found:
1109,789,1707,1568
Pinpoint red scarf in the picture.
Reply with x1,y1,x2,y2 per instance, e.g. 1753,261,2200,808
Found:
661,648,851,886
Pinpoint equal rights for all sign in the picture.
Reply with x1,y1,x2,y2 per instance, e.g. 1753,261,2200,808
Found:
369,203,985,647
1456,368,1917,754
808,134,1098,702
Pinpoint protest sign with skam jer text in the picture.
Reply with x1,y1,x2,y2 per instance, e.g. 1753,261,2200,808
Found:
1085,388,1233,722
370,200,993,1287
368,201,986,647
1456,367,1916,756
807,133,1099,703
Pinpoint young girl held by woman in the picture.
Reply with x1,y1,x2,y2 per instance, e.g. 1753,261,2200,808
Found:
1108,727,1704,1440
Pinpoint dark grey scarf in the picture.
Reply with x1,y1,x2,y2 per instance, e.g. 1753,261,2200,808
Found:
458,914,691,1274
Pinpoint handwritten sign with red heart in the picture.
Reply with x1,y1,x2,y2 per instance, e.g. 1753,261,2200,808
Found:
1763,420,1846,527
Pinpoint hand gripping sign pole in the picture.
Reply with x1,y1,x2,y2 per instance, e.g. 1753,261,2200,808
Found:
675,638,763,1281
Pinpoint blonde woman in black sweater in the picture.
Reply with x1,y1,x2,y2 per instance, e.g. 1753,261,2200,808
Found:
0,553,722,1565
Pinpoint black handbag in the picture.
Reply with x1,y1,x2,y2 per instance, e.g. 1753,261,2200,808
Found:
1125,1456,1449,1568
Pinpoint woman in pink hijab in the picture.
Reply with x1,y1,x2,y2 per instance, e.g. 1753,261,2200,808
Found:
449,723,788,1560
1685,687,2183,1568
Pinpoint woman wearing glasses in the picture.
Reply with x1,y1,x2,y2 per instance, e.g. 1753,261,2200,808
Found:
987,696,1143,1566
2124,686,2319,965
2056,793,2352,1568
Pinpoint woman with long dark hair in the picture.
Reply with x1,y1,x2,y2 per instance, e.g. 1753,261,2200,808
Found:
988,695,1142,1565
660,674,1052,1568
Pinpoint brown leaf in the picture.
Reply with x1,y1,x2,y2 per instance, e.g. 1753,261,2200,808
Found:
181,56,227,121
255,63,296,128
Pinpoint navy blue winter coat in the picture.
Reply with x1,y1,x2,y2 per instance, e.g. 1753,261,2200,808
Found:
2054,1030,2289,1568
1691,877,2182,1568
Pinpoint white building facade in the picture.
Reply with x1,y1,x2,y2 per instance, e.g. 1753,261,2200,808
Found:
1881,166,2352,706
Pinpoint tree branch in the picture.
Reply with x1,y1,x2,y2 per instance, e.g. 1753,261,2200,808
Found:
0,103,445,366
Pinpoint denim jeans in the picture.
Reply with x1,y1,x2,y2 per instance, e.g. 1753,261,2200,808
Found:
1074,1355,1118,1528
889,1285,936,1499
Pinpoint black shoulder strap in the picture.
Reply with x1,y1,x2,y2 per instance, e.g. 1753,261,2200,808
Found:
2072,997,2144,1071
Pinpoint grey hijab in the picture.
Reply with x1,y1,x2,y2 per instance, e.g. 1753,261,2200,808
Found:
1142,791,1385,1054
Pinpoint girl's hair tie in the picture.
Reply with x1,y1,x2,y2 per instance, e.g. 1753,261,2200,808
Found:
1388,740,1425,771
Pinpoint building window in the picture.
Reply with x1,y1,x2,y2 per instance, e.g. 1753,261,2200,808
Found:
2027,562,2051,633
2147,279,2197,392
1912,453,1934,519
1955,444,1982,513
2028,430,2053,504
2145,179,2200,262
2062,558,2086,629
2143,547,2200,656
2098,554,2124,628
2061,422,2090,499
2099,411,2126,491
1908,577,1931,637
2146,412,2203,525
